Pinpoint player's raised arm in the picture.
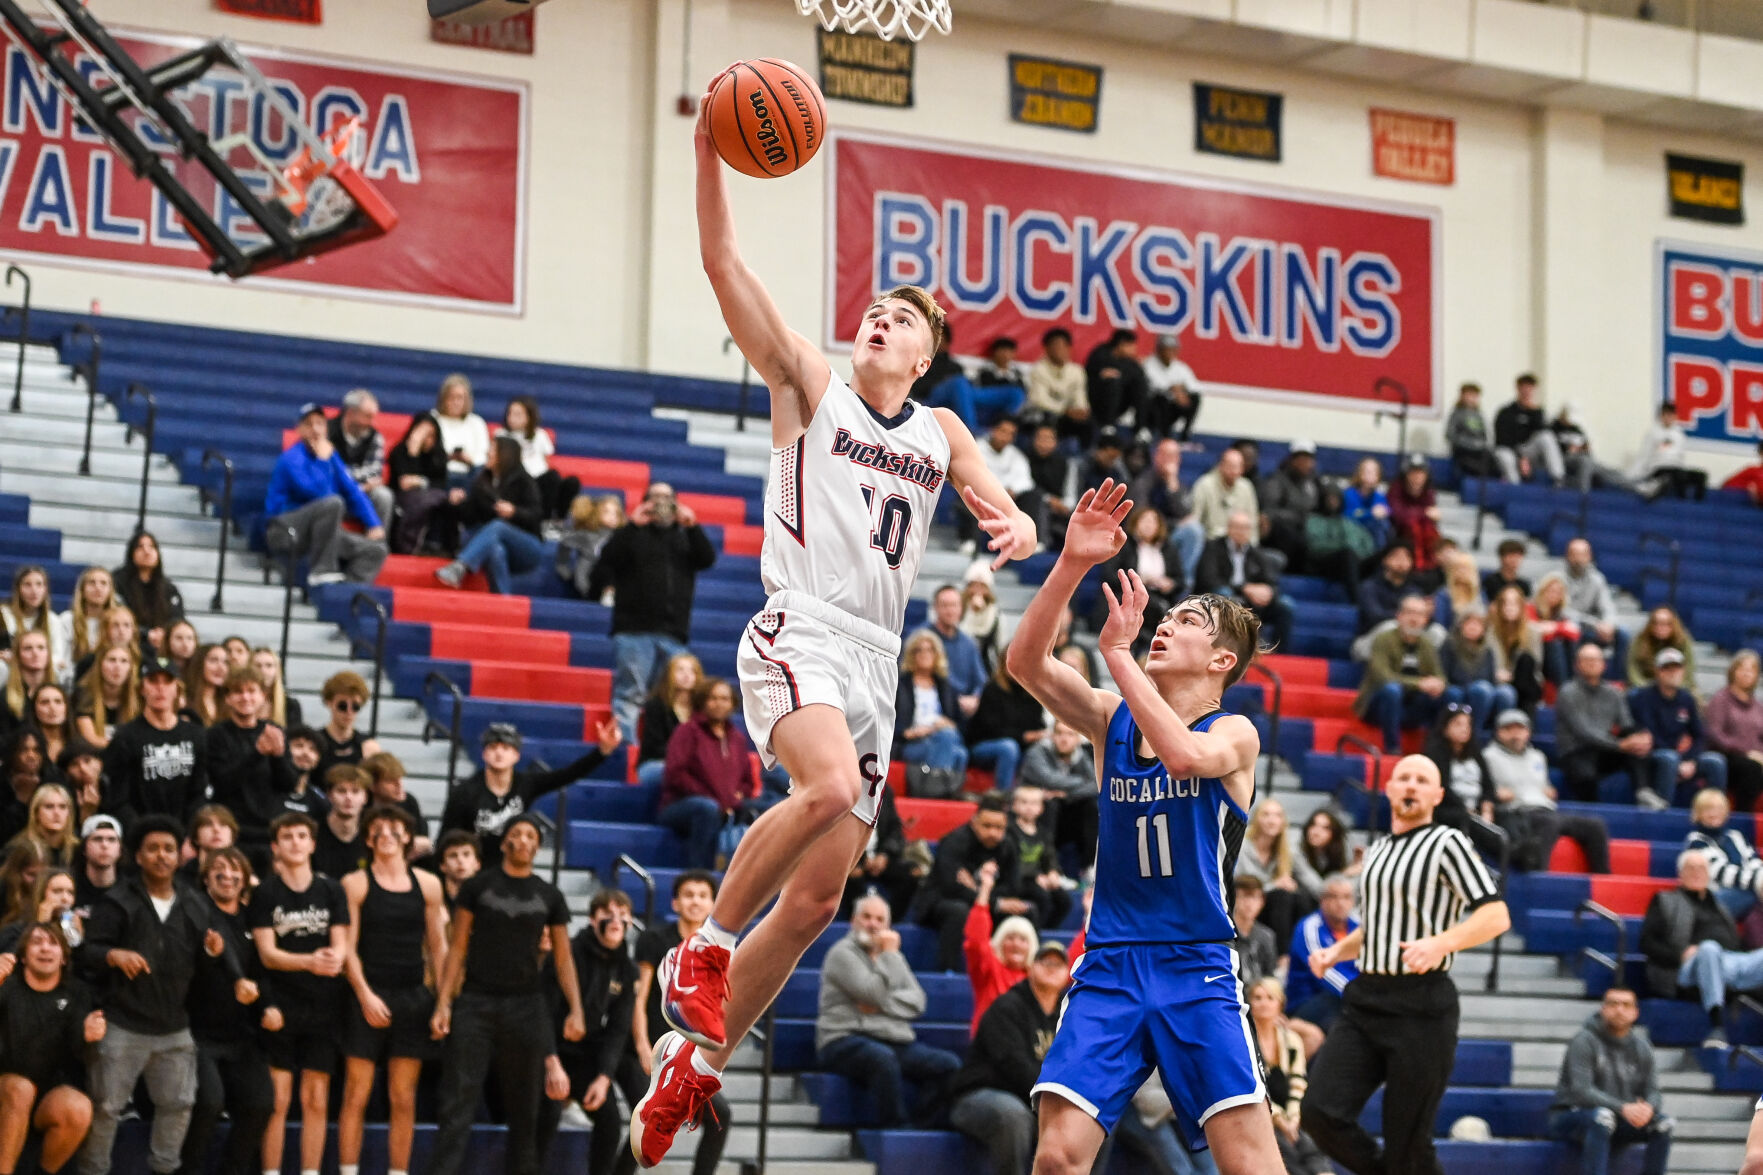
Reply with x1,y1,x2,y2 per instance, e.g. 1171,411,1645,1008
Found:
1098,570,1259,800
1005,481,1130,746
935,409,1037,571
695,69,829,443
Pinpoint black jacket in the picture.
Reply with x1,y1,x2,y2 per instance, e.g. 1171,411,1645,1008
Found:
586,523,717,644
1494,402,1548,450
637,697,684,766
187,903,267,1043
1194,538,1281,595
112,568,184,635
389,429,450,491
441,748,610,862
204,719,297,843
104,715,210,827
555,926,638,1078
948,979,1058,1103
1423,734,1496,815
965,680,1045,749
1641,886,1741,998
917,823,1026,910
78,875,237,1036
893,674,963,757
462,465,543,537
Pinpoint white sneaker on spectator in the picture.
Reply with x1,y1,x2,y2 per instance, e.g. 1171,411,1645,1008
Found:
434,562,466,589
1635,787,1670,811
307,571,345,586
559,1101,591,1129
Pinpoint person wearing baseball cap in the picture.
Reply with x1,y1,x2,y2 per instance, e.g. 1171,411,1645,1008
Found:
102,655,208,828
263,400,388,587
75,813,125,917
439,717,623,862
1263,440,1321,565
1484,707,1611,874
1142,333,1202,441
1629,645,1728,807
946,932,1075,1175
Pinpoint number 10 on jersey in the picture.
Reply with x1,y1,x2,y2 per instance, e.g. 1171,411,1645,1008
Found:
859,485,912,570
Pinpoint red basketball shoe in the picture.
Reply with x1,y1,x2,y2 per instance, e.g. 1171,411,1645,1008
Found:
629,1030,721,1168
659,933,731,1049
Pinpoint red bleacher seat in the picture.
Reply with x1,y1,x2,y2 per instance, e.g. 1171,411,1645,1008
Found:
1588,874,1675,916
469,662,612,707
1258,653,1332,688
428,623,571,666
390,586,531,628
380,554,488,591
896,798,977,841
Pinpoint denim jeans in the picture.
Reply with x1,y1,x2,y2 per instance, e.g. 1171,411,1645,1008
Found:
1365,682,1446,753
950,1087,1036,1175
612,632,690,741
1649,748,1728,804
660,795,724,869
81,1025,198,1175
1547,1107,1672,1175
1172,520,1206,585
969,738,1021,789
457,519,544,595
925,376,1025,433
1677,940,1763,1009
902,725,969,772
816,1034,961,1127
636,758,667,789
1447,680,1518,731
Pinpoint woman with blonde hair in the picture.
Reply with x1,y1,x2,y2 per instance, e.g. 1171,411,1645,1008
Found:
30,684,72,769
1628,606,1696,688
893,629,968,777
13,783,78,867
73,642,139,748
637,651,703,788
58,566,116,664
1707,650,1763,812
181,643,230,726
433,372,490,486
555,493,624,601
1,630,53,728
1488,585,1544,713
1236,797,1321,949
1529,573,1581,686
1248,977,1331,1175
1433,549,1485,631
3,565,68,680
250,646,301,728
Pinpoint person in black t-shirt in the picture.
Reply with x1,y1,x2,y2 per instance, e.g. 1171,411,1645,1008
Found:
180,847,275,1175
439,721,620,862
429,813,584,1175
362,752,431,860
72,815,121,924
628,871,731,1175
313,765,370,880
276,727,331,825
338,805,447,1175
313,672,382,784
249,813,349,1175
102,657,207,828
204,669,296,851
434,830,480,913
0,922,105,1175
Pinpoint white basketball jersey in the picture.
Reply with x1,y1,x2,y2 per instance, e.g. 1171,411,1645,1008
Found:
762,372,952,634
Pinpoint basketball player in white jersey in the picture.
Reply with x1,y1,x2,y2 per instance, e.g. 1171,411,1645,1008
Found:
629,69,1038,1165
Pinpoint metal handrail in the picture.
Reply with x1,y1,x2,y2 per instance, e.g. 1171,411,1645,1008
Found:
1471,475,1491,551
550,783,568,887
1464,812,1510,992
1332,733,1385,834
1575,900,1628,981
1637,532,1682,611
5,264,29,413
69,324,100,475
348,592,389,739
1371,376,1410,462
1245,660,1282,787
609,853,657,929
723,335,754,433
1545,485,1591,541
275,522,297,670
421,671,467,789
757,1002,778,1174
122,383,156,534
199,450,233,613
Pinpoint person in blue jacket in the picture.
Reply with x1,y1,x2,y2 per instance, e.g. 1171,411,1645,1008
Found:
265,403,389,586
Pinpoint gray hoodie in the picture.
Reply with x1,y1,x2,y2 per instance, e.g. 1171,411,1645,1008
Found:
1551,1011,1664,1114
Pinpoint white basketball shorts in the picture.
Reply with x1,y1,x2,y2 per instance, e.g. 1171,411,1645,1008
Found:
736,589,901,827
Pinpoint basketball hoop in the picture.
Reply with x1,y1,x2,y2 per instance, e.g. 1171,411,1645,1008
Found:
795,0,950,41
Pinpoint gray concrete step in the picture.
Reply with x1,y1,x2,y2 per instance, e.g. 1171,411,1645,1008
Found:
0,466,205,517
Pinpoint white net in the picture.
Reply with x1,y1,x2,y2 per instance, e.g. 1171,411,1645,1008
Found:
795,0,951,41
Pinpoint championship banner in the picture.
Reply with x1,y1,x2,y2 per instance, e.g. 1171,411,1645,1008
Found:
1008,54,1101,134
1658,241,1763,446
1193,82,1281,163
1370,108,1453,186
829,132,1439,412
0,32,526,311
1667,153,1744,226
431,11,534,54
216,0,322,23
818,29,913,108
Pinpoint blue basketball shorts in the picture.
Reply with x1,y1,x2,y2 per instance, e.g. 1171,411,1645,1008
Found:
1032,940,1267,1147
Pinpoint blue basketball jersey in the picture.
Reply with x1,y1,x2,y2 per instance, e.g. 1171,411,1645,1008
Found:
1086,701,1251,947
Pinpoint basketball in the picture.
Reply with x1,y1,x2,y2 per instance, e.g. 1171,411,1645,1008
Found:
706,58,827,179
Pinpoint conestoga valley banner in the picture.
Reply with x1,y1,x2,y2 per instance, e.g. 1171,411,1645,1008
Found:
0,32,527,310
828,132,1439,412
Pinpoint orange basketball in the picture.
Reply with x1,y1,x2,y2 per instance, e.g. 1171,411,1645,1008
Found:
707,59,827,179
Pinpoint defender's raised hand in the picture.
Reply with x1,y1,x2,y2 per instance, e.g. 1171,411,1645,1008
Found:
1061,479,1132,568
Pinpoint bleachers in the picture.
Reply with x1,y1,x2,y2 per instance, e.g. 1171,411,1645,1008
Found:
15,312,1763,1171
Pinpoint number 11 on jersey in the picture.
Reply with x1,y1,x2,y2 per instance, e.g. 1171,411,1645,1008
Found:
1137,812,1173,878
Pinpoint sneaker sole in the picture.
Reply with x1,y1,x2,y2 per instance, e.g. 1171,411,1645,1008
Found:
657,946,727,1050
629,1030,689,1167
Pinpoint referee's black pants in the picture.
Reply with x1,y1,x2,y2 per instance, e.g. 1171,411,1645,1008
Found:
431,991,553,1175
1302,972,1457,1175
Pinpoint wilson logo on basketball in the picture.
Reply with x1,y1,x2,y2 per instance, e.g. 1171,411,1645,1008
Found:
746,90,790,170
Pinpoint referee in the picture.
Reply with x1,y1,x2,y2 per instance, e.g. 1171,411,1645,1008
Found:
1301,754,1511,1175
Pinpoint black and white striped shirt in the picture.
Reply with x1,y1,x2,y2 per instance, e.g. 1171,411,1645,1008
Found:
1358,822,1499,975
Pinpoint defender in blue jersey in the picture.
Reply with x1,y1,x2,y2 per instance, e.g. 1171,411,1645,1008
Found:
1006,480,1282,1175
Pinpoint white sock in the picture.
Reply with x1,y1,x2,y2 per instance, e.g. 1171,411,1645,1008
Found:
701,918,737,950
304,1169,321,1175
341,1166,359,1175
391,1168,409,1175
691,1046,723,1077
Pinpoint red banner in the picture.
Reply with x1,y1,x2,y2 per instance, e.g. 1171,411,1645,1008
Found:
0,31,526,311
828,133,1439,412
216,0,322,23
431,12,535,54
1370,108,1454,186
